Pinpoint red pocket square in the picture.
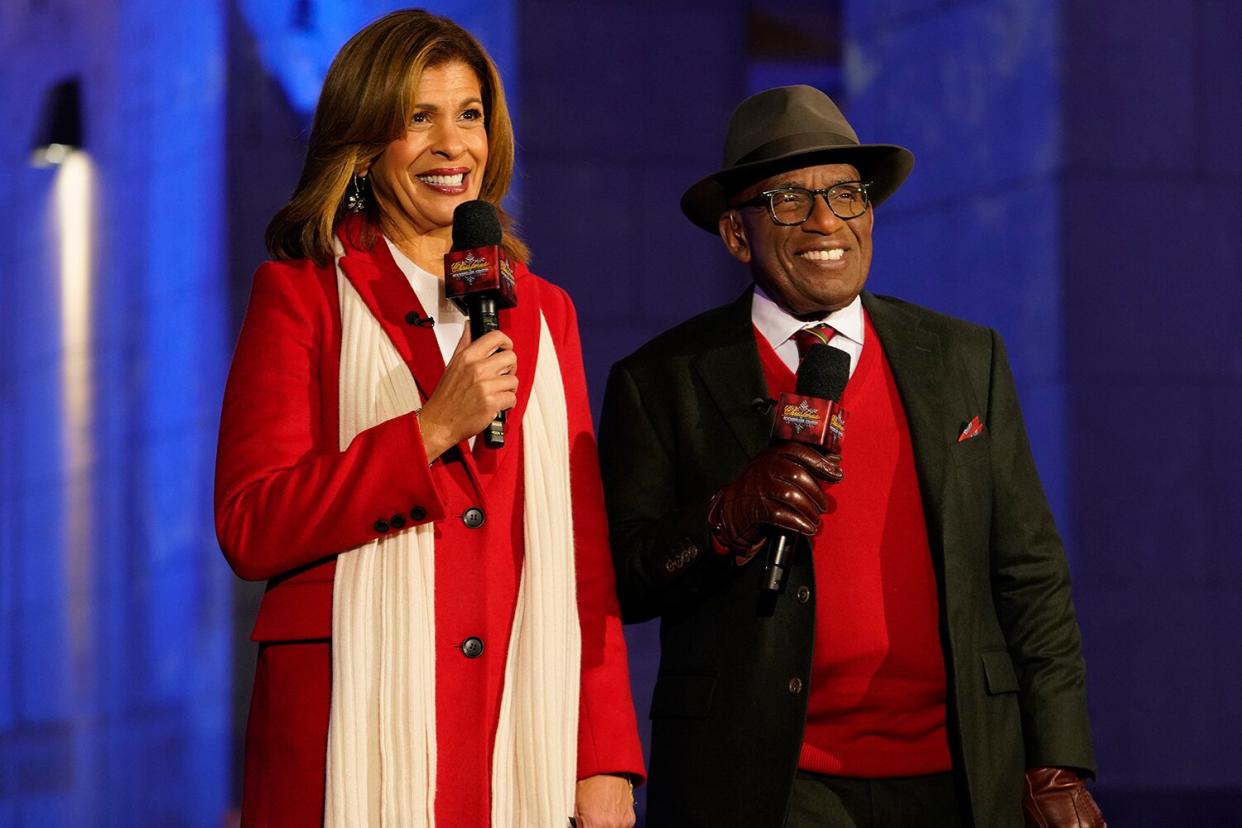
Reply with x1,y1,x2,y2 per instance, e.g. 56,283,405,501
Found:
958,416,985,442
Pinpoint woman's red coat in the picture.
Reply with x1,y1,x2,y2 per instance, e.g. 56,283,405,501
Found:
215,230,644,825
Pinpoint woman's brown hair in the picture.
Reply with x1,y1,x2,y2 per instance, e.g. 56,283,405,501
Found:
265,10,528,264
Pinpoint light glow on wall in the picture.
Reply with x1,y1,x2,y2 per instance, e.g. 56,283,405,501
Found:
54,149,95,679
32,142,75,168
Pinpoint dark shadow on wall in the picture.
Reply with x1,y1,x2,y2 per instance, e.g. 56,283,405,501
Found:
1091,788,1242,827
223,0,310,810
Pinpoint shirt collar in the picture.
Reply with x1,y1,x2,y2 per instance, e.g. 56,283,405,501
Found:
750,284,864,352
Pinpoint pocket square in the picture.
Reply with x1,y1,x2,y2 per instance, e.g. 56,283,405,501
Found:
958,416,985,442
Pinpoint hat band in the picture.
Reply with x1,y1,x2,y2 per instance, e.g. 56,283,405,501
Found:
731,130,860,167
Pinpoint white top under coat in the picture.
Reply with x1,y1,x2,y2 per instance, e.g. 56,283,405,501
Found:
385,237,469,365
384,238,477,448
750,284,863,378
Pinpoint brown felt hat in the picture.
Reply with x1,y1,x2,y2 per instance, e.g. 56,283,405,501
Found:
680,85,915,233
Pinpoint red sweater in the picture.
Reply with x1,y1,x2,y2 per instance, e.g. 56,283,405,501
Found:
755,312,951,778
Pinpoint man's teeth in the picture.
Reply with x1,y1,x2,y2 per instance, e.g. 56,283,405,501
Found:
801,249,845,261
418,173,465,186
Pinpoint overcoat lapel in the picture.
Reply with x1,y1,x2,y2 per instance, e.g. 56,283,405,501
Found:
691,290,771,461
336,226,447,404
862,291,950,550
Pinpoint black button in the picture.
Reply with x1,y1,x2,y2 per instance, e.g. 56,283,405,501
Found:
373,519,390,533
389,513,406,529
462,637,484,658
796,585,812,604
462,507,485,529
405,311,434,328
410,506,428,522
788,677,804,695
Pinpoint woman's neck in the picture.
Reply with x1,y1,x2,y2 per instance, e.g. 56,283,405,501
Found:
381,218,453,277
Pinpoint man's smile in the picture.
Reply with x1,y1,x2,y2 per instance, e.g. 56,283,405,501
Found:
797,248,846,262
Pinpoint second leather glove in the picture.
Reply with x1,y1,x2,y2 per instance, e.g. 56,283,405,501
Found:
1022,767,1106,828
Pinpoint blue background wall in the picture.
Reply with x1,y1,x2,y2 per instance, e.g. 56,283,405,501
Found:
2,1,1239,825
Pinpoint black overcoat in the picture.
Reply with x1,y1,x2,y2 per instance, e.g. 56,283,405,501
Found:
598,290,1095,827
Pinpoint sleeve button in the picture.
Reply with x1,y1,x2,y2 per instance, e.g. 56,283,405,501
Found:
410,506,428,522
389,513,406,529
373,519,390,533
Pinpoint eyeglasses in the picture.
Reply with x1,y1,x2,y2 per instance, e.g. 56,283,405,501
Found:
733,181,872,225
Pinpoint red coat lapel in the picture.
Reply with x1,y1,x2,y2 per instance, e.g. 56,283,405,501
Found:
335,220,447,404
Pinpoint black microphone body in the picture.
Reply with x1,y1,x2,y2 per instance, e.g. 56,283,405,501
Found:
760,345,850,594
443,200,517,448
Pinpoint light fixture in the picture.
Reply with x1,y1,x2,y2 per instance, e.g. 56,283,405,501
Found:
31,77,83,167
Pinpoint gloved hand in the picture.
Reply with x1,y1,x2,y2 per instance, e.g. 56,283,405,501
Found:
707,442,842,558
1022,767,1106,827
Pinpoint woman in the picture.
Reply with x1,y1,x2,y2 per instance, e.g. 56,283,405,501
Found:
215,10,643,826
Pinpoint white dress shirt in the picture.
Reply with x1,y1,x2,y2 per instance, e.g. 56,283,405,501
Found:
750,284,863,378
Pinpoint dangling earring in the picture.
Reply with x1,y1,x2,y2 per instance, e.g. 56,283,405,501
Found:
346,173,368,213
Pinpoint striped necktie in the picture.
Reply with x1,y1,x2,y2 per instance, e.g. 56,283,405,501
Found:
792,323,836,361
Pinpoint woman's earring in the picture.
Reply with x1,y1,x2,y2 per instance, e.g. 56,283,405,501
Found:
346,174,368,213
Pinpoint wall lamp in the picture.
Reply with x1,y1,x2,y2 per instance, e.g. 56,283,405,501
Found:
31,77,83,167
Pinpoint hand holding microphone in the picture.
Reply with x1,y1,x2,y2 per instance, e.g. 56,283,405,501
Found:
708,344,850,592
707,443,842,560
757,344,850,592
416,328,517,462
443,199,518,448
416,200,520,461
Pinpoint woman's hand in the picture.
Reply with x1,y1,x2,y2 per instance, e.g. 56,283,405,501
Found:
573,774,635,828
417,328,517,462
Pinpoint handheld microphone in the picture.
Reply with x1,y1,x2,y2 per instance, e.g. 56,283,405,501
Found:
443,200,517,448
760,345,850,594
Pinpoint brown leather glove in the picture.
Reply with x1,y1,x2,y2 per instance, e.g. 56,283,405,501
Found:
1022,767,1106,828
707,443,842,557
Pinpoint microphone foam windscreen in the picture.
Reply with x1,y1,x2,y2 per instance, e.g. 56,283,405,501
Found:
451,200,503,250
796,345,850,401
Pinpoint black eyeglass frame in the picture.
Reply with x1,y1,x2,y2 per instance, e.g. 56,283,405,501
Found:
733,180,873,225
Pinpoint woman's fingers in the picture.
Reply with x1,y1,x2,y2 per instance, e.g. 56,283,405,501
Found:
465,329,513,358
482,347,518,376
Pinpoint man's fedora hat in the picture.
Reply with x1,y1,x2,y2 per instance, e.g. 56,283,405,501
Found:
681,85,915,233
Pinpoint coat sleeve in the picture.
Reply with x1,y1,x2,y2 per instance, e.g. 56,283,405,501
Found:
985,330,1096,774
214,260,446,581
597,360,733,623
539,282,646,784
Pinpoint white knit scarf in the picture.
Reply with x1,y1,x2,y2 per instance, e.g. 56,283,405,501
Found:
325,264,581,826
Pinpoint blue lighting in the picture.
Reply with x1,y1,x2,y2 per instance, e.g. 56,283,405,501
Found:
237,1,516,115
2,3,517,824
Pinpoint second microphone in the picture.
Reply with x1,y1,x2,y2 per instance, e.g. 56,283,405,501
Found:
760,344,850,595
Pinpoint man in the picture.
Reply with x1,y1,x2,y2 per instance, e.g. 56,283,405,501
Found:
598,86,1105,827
